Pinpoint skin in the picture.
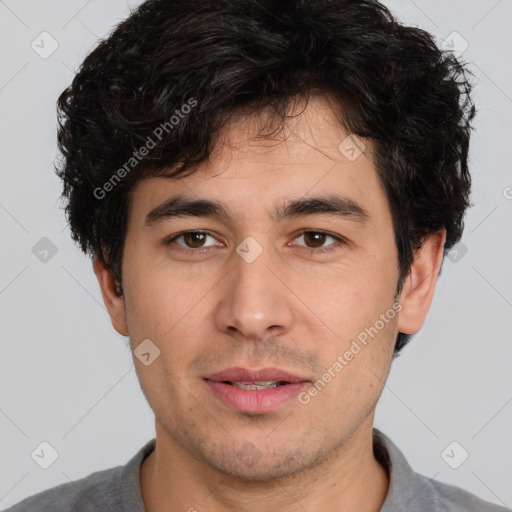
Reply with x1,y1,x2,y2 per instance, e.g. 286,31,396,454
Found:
94,94,446,512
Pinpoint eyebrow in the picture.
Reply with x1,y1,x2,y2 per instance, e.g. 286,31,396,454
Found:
144,193,369,226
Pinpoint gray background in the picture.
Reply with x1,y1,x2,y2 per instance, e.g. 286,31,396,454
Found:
1,0,511,509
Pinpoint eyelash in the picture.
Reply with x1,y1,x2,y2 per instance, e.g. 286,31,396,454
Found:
164,230,345,255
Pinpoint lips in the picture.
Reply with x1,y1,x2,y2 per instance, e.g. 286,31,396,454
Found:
204,367,311,414
205,367,309,384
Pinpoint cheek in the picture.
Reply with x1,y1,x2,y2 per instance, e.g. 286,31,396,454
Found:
306,315,396,420
297,253,398,392
304,260,395,336
122,257,214,361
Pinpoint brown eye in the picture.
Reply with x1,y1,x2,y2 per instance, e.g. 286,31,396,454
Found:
302,231,328,248
166,231,219,250
182,232,208,248
294,231,339,250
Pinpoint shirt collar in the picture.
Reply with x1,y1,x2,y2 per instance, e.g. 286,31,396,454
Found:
373,428,440,510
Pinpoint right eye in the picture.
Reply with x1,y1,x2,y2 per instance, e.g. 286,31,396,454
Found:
164,231,222,252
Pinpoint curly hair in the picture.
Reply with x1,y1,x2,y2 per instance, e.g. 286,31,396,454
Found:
56,0,475,355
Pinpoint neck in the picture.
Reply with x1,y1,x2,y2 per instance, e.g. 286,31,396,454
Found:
140,419,389,512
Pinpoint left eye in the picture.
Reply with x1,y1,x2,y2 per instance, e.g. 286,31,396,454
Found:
292,231,340,250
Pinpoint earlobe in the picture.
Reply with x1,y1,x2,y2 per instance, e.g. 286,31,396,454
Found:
93,255,129,336
396,229,447,335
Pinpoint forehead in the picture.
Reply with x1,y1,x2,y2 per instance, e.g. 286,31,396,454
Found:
128,94,389,226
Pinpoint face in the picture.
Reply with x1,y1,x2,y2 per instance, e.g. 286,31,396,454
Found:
97,94,436,481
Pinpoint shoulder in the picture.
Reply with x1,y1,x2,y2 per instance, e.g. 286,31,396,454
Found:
4,438,155,512
373,429,509,512
420,474,510,512
3,465,123,512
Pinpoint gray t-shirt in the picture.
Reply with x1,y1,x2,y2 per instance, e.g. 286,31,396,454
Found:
5,429,509,511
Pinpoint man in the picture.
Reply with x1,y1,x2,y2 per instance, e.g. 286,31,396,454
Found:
6,0,508,510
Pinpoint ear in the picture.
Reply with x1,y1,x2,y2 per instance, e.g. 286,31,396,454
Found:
93,255,129,336
396,229,447,335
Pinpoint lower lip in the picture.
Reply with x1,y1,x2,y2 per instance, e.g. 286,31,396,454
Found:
204,380,310,414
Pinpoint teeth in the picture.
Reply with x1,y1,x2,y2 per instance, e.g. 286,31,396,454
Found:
230,381,285,390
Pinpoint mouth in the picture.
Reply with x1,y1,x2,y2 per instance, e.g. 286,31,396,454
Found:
227,381,289,390
203,367,311,414
205,366,309,384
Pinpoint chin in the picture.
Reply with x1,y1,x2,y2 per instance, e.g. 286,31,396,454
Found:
198,440,330,483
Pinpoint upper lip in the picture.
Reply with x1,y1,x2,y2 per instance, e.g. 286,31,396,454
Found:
204,367,310,383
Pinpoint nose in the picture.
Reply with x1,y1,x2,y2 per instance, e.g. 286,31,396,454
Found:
214,240,295,342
